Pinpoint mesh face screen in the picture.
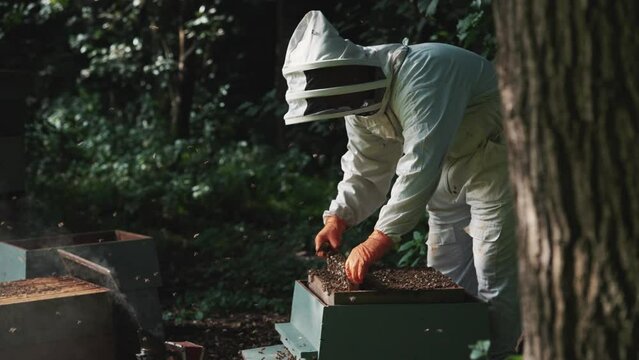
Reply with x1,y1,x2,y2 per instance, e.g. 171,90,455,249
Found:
303,88,385,116
303,65,385,91
301,65,386,116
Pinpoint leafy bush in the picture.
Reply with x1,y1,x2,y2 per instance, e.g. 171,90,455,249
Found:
397,230,428,267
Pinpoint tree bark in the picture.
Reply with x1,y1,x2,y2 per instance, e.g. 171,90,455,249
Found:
493,1,639,359
171,25,196,139
170,0,198,139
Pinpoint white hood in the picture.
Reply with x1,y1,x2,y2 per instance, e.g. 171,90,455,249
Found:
282,11,401,125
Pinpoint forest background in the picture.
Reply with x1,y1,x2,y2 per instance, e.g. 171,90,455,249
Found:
0,0,495,322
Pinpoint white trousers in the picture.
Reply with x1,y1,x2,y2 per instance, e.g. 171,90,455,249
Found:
426,138,521,360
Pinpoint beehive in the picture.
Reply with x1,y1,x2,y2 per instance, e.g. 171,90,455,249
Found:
0,276,115,359
0,230,164,359
243,280,490,360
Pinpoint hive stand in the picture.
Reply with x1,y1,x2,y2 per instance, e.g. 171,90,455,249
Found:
242,281,490,360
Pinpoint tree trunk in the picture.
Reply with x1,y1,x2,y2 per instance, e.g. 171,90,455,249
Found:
170,0,198,139
171,28,196,140
493,1,639,359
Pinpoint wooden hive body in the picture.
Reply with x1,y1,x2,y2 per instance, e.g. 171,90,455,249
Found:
0,277,115,360
0,230,164,358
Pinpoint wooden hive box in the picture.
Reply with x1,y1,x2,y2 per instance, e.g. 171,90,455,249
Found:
243,281,490,360
0,276,115,359
244,264,491,360
0,230,164,340
0,230,161,289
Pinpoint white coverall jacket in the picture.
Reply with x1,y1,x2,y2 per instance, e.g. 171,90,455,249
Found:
283,11,520,359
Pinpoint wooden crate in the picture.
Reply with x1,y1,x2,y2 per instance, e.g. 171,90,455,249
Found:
0,277,115,360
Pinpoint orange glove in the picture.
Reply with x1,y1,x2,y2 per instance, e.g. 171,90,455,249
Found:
345,230,394,284
314,215,347,257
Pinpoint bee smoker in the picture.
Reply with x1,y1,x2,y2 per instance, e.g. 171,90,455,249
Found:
136,329,166,360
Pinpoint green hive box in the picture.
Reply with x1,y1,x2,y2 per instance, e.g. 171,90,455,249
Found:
242,281,490,360
0,230,163,358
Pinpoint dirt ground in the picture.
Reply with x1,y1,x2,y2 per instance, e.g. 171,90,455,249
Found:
164,312,289,360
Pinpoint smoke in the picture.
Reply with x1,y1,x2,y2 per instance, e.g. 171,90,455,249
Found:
57,252,152,333
70,254,165,340
62,255,166,357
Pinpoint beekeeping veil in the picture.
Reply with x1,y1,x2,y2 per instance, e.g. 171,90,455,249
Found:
282,11,390,125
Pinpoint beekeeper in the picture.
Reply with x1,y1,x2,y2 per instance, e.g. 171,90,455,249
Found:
282,11,520,359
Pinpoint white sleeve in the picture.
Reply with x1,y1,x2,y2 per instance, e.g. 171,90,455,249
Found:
323,116,402,226
374,56,472,241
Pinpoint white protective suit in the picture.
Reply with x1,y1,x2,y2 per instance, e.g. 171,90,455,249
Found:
283,11,520,359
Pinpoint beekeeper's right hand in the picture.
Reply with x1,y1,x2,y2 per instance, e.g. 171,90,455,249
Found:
314,215,347,257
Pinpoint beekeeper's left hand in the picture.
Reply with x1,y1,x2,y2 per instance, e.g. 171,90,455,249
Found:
344,230,394,284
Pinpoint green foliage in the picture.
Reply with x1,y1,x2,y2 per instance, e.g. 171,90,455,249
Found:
66,1,229,82
397,230,428,267
417,0,440,17
0,1,66,37
334,0,495,60
468,340,523,360
456,0,495,58
162,224,314,321
469,340,491,359
29,90,331,229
